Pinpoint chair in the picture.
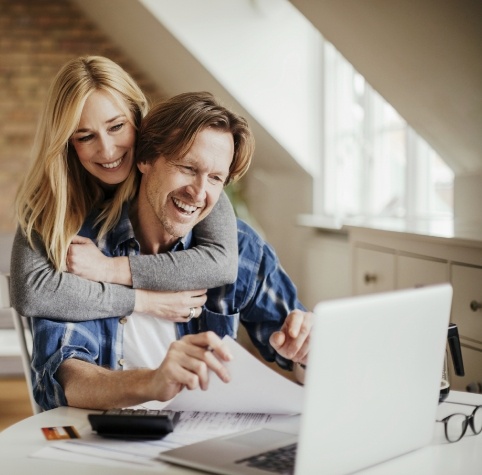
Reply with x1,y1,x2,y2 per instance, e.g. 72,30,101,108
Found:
0,273,42,414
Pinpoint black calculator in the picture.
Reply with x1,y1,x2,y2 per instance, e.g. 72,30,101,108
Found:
88,408,176,439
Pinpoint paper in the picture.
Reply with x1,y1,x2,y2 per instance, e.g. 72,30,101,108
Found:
148,336,304,414
33,412,291,469
31,337,304,469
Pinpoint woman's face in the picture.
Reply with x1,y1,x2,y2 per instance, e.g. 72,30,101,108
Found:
70,90,136,186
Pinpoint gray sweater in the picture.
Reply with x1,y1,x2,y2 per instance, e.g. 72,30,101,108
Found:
10,192,237,321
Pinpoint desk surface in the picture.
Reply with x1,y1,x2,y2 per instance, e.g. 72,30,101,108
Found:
1,391,482,475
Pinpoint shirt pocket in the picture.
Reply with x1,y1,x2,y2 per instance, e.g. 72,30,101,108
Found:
199,308,240,339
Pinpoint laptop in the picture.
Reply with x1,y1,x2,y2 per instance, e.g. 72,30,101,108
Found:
158,284,452,475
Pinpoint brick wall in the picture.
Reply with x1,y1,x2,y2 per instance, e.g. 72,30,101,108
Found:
0,0,163,233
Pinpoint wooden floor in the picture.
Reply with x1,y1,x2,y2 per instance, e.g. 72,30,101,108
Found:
0,376,33,432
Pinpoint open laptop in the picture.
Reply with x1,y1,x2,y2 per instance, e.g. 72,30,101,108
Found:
158,284,452,475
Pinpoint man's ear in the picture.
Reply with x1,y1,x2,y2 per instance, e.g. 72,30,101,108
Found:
137,160,150,174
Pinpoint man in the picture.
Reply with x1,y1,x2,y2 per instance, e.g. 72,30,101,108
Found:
32,92,312,411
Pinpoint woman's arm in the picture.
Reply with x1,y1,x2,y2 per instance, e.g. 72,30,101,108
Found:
129,191,238,290
68,191,238,290
10,227,135,320
11,192,237,320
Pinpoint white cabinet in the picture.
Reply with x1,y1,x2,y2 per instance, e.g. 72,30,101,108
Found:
349,226,482,394
354,246,395,295
353,246,448,295
397,254,448,289
450,264,482,391
451,265,482,343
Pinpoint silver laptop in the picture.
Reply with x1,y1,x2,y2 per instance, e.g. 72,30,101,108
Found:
158,284,452,475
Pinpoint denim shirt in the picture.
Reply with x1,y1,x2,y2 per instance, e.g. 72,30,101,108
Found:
31,203,305,410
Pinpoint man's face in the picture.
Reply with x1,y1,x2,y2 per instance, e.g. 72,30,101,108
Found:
138,127,233,248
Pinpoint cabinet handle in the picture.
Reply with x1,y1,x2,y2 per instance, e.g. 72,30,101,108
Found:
469,300,482,312
364,273,378,284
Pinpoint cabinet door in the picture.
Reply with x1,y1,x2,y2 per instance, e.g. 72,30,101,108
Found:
450,264,482,391
397,255,448,290
449,344,482,393
354,246,395,295
451,264,482,343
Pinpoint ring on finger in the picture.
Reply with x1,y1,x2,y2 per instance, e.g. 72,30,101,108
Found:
185,307,196,320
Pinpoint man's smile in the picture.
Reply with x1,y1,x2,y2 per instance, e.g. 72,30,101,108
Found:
172,197,200,215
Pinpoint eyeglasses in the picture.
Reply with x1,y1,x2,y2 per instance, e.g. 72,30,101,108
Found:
437,402,482,443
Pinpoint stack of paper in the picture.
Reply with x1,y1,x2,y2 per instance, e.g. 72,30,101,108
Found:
32,336,304,469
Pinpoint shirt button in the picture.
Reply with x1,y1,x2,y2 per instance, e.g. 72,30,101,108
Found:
119,317,128,324
118,359,125,367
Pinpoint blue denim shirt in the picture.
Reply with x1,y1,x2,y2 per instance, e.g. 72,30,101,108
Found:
31,203,305,410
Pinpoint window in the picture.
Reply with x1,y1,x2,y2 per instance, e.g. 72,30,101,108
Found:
315,41,454,221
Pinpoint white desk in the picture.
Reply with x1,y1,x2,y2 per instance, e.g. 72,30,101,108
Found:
1,391,482,475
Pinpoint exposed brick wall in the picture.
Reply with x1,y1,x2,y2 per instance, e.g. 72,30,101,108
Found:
0,0,163,232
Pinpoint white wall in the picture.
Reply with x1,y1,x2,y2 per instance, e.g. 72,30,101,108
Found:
289,0,482,297
291,0,482,177
72,0,314,289
73,0,482,300
0,234,14,274
141,0,322,176
301,231,351,309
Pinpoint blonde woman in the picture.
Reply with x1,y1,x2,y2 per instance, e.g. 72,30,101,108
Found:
10,56,237,322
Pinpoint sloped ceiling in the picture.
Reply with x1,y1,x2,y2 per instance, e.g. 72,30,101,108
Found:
71,0,309,178
73,0,482,178
290,0,482,176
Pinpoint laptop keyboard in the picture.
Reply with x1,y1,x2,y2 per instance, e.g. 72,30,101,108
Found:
235,443,297,475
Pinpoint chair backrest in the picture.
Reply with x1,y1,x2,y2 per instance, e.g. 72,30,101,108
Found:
0,273,42,414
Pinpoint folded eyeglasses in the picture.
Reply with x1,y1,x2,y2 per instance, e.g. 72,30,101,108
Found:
437,402,482,443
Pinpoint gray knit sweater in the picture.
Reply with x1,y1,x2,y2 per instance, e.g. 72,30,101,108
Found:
10,192,237,321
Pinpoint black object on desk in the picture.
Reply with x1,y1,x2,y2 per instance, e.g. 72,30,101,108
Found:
88,408,175,439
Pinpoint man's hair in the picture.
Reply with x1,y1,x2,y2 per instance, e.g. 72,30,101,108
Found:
136,92,254,184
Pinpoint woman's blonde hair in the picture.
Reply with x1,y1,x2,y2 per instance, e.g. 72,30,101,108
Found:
15,56,149,271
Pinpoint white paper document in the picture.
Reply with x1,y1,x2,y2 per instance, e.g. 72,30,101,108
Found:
33,412,292,469
150,335,304,414
31,337,304,469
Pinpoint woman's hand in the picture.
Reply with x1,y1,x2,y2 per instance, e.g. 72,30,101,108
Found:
134,288,207,322
148,331,233,402
67,235,133,285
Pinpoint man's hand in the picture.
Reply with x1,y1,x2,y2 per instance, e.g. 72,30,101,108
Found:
269,309,313,366
66,235,132,285
58,331,233,410
134,288,207,322
148,331,233,402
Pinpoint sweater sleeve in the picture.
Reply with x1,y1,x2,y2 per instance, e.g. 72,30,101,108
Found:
129,190,238,290
10,192,238,320
9,227,135,321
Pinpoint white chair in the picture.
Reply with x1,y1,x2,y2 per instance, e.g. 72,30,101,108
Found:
0,273,42,414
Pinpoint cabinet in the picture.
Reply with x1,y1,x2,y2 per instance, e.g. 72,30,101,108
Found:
354,246,395,294
354,245,448,294
397,254,448,289
350,226,482,394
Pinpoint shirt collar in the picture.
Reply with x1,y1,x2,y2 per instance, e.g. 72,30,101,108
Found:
94,200,195,254
118,200,195,253
96,202,137,255
171,230,193,252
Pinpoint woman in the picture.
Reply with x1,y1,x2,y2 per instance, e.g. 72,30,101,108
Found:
10,56,238,322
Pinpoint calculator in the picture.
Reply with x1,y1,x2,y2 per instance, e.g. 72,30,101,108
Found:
88,408,176,439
